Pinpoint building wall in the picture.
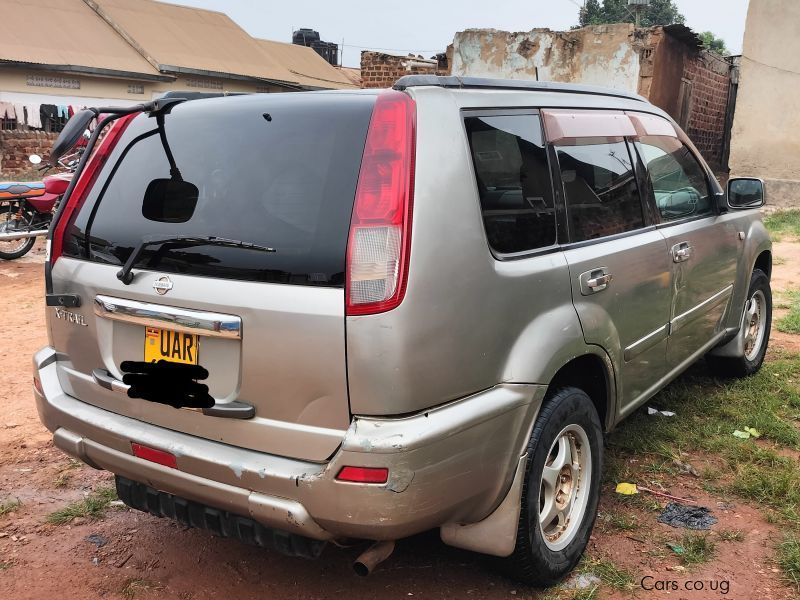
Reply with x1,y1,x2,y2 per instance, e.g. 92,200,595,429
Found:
451,25,642,93
681,52,731,171
730,0,800,208
360,51,448,89
0,131,59,180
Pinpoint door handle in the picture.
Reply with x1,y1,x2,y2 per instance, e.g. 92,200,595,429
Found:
671,242,693,263
580,268,612,295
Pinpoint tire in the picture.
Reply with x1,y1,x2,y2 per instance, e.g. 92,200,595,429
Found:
706,268,771,379
497,387,603,586
0,205,36,260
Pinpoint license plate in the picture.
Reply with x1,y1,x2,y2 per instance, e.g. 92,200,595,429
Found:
144,327,199,365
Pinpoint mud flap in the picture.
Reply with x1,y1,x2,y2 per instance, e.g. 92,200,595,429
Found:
439,453,528,557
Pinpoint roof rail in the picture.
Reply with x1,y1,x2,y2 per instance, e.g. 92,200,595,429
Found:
393,75,646,103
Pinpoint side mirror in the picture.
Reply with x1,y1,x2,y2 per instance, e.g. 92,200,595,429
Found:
728,177,766,209
50,109,96,162
28,154,42,165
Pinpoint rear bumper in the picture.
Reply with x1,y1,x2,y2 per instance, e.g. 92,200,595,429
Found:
33,346,544,543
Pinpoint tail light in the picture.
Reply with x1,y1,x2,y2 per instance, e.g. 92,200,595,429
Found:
346,91,416,316
49,113,138,266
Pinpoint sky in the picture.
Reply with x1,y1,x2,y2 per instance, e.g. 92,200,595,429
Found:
167,0,750,68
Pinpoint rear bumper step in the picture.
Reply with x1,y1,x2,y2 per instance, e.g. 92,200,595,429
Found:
115,475,326,559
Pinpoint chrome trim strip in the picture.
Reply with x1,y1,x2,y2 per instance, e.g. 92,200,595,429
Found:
624,324,669,362
670,285,734,334
93,295,242,339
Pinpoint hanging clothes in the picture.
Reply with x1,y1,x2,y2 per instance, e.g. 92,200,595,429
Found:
68,105,75,118
12,103,26,125
25,104,42,128
57,105,69,118
0,102,14,119
40,104,57,130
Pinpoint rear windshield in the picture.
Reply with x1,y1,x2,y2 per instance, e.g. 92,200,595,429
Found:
63,93,376,287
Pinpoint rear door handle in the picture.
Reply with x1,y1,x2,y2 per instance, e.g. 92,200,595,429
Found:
671,242,693,263
579,268,612,295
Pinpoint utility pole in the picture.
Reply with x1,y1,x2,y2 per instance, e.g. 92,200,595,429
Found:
628,0,651,28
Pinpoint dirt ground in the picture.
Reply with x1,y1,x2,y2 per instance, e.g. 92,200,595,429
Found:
0,239,798,600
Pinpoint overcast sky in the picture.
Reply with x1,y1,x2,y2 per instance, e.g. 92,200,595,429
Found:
168,0,750,68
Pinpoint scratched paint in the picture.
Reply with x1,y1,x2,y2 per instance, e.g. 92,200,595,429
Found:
451,24,642,94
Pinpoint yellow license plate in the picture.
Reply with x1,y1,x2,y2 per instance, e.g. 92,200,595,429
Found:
144,327,199,365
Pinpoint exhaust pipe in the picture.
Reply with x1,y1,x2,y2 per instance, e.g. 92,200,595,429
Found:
353,540,395,576
0,229,48,241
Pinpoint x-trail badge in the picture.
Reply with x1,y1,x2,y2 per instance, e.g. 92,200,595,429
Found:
153,276,173,295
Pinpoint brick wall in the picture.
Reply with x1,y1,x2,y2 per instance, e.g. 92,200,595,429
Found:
682,51,731,171
360,51,450,89
0,131,58,180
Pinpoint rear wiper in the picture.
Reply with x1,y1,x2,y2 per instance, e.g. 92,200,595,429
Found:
117,234,276,284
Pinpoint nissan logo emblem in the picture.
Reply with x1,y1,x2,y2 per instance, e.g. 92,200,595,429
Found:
153,276,173,295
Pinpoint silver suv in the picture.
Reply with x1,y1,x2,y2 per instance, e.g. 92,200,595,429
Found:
33,76,772,584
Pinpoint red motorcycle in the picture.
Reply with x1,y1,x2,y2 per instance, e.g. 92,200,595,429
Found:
0,152,80,260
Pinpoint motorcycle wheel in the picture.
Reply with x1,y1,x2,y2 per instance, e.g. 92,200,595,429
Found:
0,205,37,260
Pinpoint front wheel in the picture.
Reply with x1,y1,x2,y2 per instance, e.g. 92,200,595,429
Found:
707,268,771,378
498,387,603,586
0,205,36,260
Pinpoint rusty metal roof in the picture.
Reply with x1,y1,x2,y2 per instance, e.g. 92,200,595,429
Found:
254,40,357,89
90,0,297,84
0,0,164,79
663,24,704,51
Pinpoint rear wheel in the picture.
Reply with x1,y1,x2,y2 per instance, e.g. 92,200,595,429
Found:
707,269,771,378
0,205,36,260
498,387,603,586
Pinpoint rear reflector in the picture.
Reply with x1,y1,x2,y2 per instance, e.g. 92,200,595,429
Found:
33,377,43,395
336,466,389,484
131,442,177,469
346,90,416,316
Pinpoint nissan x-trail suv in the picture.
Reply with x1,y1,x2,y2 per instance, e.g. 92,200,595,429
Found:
33,76,771,584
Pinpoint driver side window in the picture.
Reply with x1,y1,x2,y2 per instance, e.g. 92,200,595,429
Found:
636,136,712,222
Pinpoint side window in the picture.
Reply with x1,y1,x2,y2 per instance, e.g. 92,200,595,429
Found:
636,136,712,222
464,114,556,254
556,140,645,242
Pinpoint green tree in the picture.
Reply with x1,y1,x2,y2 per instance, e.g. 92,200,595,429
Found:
579,0,686,28
699,31,729,55
580,0,603,26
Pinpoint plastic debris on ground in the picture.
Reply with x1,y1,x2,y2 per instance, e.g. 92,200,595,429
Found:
615,482,638,495
658,502,718,530
564,573,602,590
648,407,676,417
733,426,761,439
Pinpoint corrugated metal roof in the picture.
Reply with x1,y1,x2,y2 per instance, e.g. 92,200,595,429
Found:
0,0,161,77
336,67,362,87
254,40,357,89
663,24,703,50
92,0,297,84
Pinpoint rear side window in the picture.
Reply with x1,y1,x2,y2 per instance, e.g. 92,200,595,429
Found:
556,140,645,242
63,93,376,286
635,136,712,222
465,114,556,254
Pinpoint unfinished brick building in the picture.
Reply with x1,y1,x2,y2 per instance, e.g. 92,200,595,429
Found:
449,24,738,172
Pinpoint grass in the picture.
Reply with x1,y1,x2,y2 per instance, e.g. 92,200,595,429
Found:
718,529,745,542
121,578,163,599
764,210,800,241
603,354,800,588
46,486,117,525
579,558,635,590
570,588,599,600
608,513,638,531
675,532,716,565
53,472,72,489
776,290,800,334
778,536,800,590
0,498,21,516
